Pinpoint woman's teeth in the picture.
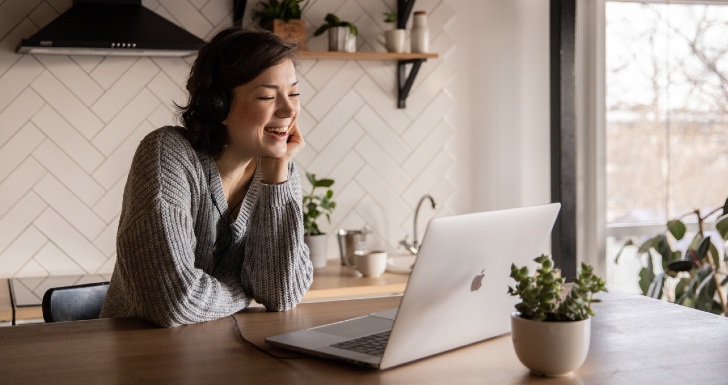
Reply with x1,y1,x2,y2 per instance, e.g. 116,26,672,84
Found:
265,127,288,137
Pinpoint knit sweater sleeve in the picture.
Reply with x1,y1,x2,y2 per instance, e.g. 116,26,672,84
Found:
242,162,314,311
101,128,249,327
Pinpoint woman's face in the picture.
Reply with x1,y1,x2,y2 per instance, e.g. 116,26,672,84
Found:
222,59,300,160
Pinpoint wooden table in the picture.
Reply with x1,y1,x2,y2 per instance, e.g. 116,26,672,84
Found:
0,278,12,326
1,290,727,384
1,260,409,324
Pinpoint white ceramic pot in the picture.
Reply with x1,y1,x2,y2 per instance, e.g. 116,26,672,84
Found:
510,312,591,377
328,26,356,52
304,234,328,269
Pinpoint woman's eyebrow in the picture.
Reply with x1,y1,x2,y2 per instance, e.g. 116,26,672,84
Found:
257,81,299,89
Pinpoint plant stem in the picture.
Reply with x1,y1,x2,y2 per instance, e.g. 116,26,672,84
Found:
705,247,727,316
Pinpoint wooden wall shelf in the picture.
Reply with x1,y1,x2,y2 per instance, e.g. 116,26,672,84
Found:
299,50,438,108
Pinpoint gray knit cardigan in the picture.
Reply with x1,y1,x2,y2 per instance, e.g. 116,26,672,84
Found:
100,126,313,327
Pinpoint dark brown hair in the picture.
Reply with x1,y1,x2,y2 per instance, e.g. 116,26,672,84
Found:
177,28,298,158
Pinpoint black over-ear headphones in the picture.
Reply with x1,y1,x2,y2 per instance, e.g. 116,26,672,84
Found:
197,30,246,123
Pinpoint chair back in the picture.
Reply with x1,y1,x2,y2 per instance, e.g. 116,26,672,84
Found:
42,282,110,323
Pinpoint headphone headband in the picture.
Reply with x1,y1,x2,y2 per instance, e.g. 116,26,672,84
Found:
197,30,246,123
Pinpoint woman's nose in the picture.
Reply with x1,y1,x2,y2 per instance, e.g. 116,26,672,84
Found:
275,97,296,118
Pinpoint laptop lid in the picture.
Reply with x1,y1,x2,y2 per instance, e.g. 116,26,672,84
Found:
380,203,560,369
266,203,560,369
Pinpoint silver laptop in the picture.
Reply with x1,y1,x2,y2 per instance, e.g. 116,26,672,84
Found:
266,203,561,369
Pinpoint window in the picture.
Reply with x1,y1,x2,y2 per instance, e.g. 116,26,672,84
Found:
605,1,728,292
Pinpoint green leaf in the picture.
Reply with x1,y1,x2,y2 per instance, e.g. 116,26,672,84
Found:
315,179,334,188
638,267,652,295
614,239,635,264
675,278,690,300
716,214,728,241
695,271,716,312
697,237,711,260
637,236,660,254
722,197,728,216
667,219,687,240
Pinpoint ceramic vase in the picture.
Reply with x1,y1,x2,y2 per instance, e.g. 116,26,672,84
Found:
328,26,356,52
510,312,591,377
304,234,328,269
410,10,429,53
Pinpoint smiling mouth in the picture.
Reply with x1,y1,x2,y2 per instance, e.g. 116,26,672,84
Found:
265,127,288,138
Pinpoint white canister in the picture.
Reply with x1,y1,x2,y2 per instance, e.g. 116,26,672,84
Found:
410,10,429,53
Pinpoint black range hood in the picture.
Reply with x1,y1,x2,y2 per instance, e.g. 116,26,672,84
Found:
17,0,205,57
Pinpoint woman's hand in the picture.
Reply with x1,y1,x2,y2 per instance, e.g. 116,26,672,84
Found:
260,121,305,184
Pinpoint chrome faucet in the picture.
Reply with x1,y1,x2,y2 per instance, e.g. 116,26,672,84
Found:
399,194,437,255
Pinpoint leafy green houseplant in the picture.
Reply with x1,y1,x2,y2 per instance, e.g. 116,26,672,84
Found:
615,198,728,315
253,0,307,26
302,172,335,236
383,11,397,24
302,173,335,269
253,0,308,49
508,255,607,377
313,13,358,52
313,13,358,38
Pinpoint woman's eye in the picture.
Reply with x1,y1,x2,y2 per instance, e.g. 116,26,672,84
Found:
289,93,300,98
258,96,275,100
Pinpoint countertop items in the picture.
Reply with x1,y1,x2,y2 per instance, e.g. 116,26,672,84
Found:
1,260,409,324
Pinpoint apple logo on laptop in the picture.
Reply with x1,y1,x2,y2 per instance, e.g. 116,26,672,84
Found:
470,269,485,291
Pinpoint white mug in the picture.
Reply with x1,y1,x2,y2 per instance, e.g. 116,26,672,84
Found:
355,250,388,278
378,29,406,53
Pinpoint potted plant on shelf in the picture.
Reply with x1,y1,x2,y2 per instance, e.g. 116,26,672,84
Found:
253,0,308,50
380,11,405,53
313,13,358,53
303,172,336,269
508,255,607,377
614,197,728,315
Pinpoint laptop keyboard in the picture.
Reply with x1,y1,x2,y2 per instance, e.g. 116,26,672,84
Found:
330,330,391,357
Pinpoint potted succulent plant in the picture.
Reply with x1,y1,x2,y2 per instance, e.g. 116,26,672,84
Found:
303,172,336,269
313,13,358,52
253,0,308,49
508,254,607,377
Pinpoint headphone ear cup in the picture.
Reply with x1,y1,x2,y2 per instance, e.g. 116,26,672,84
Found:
198,84,229,123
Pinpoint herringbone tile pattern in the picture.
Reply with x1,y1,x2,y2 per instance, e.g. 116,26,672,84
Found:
0,0,456,278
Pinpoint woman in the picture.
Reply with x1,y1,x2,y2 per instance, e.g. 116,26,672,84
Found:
100,28,313,327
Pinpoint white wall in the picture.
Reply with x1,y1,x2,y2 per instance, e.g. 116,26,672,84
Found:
449,0,551,212
0,0,550,279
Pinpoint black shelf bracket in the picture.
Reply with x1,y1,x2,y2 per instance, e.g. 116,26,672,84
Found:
395,0,427,109
397,59,425,109
397,0,416,28
233,0,248,27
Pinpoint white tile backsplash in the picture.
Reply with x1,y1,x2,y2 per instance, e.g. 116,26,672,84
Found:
33,175,105,239
0,158,45,218
33,141,105,205
35,54,104,105
0,88,44,147
91,58,159,122
0,192,47,254
0,0,457,277
31,71,105,138
31,106,104,173
92,88,160,156
0,226,46,277
33,209,107,273
0,54,44,111
0,123,45,182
